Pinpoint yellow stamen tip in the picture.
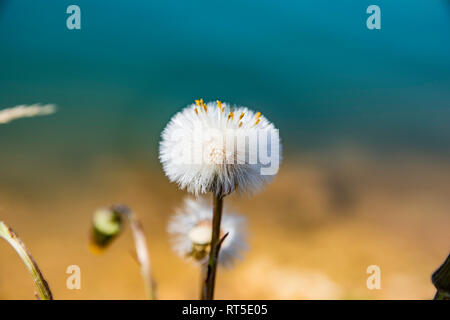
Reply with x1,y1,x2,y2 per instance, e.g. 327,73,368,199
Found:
256,112,261,118
239,112,245,120
217,100,222,109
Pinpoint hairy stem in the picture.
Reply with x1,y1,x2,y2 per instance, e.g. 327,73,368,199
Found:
203,194,224,300
110,205,156,299
0,221,53,300
200,262,208,299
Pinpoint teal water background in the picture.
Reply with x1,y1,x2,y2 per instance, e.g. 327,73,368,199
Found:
0,0,449,171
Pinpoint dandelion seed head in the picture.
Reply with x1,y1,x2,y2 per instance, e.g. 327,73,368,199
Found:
159,100,281,196
188,221,213,246
167,197,248,267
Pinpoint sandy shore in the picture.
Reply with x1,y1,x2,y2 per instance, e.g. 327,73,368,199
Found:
0,154,449,299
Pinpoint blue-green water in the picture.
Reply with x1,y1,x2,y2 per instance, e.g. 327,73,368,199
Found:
0,0,449,169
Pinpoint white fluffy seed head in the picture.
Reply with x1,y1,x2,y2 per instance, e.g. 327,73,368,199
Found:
159,100,281,196
188,223,213,245
167,197,248,267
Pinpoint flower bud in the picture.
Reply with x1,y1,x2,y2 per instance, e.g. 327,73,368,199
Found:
90,208,123,253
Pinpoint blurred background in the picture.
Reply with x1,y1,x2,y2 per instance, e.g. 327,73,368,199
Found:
0,0,449,299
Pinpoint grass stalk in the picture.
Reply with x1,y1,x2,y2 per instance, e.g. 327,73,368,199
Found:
111,205,156,300
0,221,53,300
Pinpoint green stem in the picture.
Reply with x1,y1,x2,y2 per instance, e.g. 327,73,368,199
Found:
203,194,224,300
433,290,449,300
432,254,450,300
0,221,53,300
200,262,208,299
